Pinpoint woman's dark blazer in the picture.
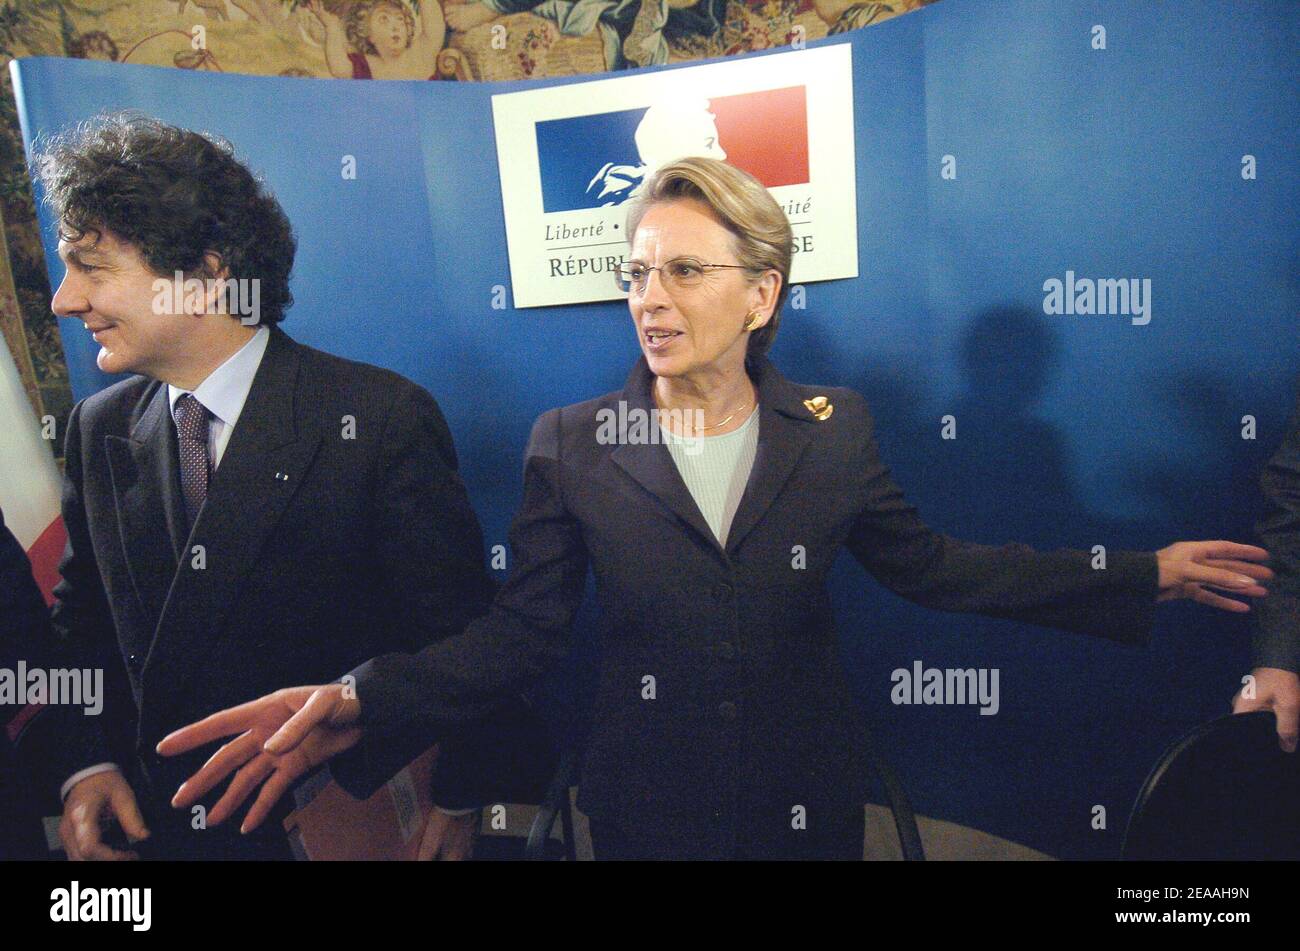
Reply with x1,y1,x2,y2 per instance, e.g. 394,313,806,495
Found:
333,354,1159,859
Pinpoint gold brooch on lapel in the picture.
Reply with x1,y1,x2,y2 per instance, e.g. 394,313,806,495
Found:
803,396,834,421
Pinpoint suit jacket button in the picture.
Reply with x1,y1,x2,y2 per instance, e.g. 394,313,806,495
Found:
712,583,733,603
717,641,735,660
718,701,737,720
128,653,141,671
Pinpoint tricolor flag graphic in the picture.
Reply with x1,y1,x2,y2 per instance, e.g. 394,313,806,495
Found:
535,85,811,214
0,335,65,605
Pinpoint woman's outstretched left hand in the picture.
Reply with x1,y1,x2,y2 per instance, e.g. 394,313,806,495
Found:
1155,541,1272,612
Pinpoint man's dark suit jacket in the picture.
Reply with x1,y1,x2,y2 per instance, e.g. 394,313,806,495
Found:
1255,389,1300,672
334,353,1160,860
40,326,503,859
1,507,58,859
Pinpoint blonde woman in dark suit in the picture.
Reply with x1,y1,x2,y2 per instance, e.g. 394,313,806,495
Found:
160,157,1271,860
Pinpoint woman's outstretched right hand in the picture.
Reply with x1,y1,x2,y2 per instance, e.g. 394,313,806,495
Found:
156,683,363,834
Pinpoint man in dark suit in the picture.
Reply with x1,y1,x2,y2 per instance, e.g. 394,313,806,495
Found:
1,507,59,859
32,113,505,859
1236,388,1300,751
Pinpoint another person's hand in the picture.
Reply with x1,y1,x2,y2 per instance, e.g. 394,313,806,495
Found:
1155,541,1271,611
1233,666,1300,753
157,684,362,834
60,769,149,861
419,809,479,861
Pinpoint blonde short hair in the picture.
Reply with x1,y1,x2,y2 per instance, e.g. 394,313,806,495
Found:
625,157,793,360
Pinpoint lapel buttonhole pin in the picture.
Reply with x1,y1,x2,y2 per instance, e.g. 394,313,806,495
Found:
803,396,833,421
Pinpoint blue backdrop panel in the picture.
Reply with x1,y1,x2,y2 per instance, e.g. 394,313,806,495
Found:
11,0,1297,858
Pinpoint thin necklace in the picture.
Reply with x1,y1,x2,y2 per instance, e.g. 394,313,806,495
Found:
655,382,756,433
697,403,752,431
656,402,753,433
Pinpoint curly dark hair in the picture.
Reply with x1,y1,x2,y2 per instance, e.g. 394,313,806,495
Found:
31,112,296,325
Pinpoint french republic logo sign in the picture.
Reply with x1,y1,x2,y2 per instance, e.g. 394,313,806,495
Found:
536,86,811,213
494,45,858,308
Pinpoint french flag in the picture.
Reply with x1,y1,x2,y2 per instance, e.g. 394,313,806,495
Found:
536,85,811,214
0,335,65,606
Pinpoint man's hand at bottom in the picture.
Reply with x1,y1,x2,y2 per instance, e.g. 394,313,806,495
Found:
60,769,150,861
1234,666,1300,752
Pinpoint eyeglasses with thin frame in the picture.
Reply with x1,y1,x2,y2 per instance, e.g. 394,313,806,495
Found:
614,256,752,295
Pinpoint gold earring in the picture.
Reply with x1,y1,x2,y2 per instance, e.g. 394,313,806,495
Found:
743,312,761,331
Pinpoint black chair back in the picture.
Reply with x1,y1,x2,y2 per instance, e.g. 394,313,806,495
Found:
1123,711,1300,860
